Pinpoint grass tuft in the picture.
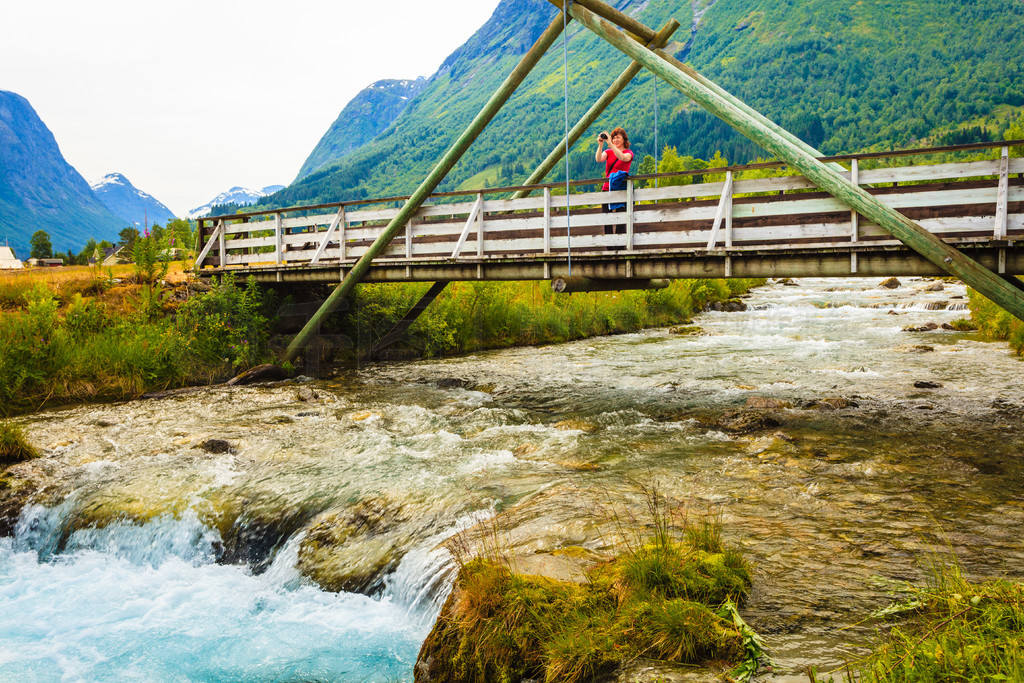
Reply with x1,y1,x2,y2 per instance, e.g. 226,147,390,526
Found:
0,421,39,464
418,492,758,683
846,555,1024,682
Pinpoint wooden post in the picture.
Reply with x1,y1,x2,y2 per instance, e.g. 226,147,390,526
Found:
477,194,486,257
339,207,347,261
406,218,414,259
275,212,283,265
282,10,570,363
218,220,226,268
626,178,635,250
851,159,859,274
511,19,680,199
543,186,552,279
550,0,1024,322
995,146,1009,239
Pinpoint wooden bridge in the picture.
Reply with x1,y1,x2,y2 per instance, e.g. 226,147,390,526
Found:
196,141,1023,284
192,0,1024,362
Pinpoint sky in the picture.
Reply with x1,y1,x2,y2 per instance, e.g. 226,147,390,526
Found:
1,0,502,217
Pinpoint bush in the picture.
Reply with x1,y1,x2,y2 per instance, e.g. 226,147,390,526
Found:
968,286,1024,355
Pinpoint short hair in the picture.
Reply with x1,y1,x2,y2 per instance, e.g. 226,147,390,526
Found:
611,127,629,148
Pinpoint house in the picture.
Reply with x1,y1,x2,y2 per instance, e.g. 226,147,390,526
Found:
27,257,64,267
0,246,23,270
90,246,126,267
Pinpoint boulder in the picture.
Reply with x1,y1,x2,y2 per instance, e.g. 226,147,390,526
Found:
808,397,859,411
922,301,948,311
775,278,798,286
226,364,290,386
198,438,233,454
296,497,409,593
914,380,943,389
921,282,944,292
296,386,318,402
879,277,902,289
708,299,748,312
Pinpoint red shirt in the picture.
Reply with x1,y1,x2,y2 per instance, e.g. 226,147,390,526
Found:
602,149,633,191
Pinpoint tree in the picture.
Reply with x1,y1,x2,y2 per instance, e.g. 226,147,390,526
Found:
29,230,53,259
119,227,140,252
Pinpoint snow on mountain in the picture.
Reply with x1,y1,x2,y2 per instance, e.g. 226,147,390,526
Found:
90,172,176,228
187,185,285,219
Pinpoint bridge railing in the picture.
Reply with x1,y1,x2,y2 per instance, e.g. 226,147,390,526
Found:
195,141,1023,274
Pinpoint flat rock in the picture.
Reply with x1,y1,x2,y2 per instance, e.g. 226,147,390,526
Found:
914,380,943,389
921,282,945,292
901,322,939,332
744,396,791,410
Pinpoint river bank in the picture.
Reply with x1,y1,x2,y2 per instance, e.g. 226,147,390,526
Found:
1,275,1022,680
0,263,760,416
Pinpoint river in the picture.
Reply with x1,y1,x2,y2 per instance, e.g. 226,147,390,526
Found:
1,276,1022,681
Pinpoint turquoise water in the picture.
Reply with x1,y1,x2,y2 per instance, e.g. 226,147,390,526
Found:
0,510,430,682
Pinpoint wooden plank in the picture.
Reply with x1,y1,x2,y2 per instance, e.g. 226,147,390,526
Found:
543,187,552,254
626,178,635,250
478,195,486,257
995,146,1009,239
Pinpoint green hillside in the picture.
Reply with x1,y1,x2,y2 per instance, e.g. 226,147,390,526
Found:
261,0,1024,210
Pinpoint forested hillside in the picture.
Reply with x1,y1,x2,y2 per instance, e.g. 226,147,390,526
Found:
261,0,1024,210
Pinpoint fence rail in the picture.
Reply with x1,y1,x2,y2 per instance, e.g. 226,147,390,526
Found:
196,144,1023,280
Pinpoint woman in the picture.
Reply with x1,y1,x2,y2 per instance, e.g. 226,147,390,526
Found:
595,127,633,236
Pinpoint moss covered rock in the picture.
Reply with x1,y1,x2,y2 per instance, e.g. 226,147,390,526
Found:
416,536,751,683
296,496,408,593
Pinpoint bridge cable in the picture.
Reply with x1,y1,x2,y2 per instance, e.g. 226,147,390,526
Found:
562,1,573,275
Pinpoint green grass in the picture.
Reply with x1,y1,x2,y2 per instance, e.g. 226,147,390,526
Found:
967,284,1024,355
846,558,1024,682
419,496,761,683
342,278,763,359
0,421,38,464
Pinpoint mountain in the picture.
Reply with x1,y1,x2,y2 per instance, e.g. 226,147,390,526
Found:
0,90,125,257
188,185,285,219
264,0,1024,211
296,78,428,182
91,173,176,230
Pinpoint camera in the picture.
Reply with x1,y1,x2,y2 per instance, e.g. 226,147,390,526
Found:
599,132,609,141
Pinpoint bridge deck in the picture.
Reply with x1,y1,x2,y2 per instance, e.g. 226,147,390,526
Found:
196,152,1023,283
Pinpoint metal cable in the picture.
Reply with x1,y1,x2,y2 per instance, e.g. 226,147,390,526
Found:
562,2,572,275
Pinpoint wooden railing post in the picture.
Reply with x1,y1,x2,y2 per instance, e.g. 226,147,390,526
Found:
477,193,485,257
274,213,283,265
626,178,635,250
218,220,226,268
851,159,859,273
995,145,1009,240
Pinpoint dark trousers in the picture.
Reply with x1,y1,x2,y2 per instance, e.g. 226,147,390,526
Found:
602,204,626,235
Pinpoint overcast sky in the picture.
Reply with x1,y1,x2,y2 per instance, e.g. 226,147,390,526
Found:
1,0,502,216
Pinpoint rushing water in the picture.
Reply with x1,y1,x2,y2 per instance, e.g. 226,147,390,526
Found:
2,277,1022,681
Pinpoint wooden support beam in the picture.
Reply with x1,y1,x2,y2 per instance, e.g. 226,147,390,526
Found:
450,194,484,259
549,0,1024,322
281,10,571,364
511,18,680,199
365,281,451,360
569,0,844,172
707,170,733,249
311,207,345,265
553,276,669,293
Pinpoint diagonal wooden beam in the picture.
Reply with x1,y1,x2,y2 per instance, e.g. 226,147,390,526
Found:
548,0,1024,322
364,281,451,360
511,17,681,199
281,10,572,364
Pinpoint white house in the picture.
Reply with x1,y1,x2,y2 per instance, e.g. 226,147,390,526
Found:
0,246,24,270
